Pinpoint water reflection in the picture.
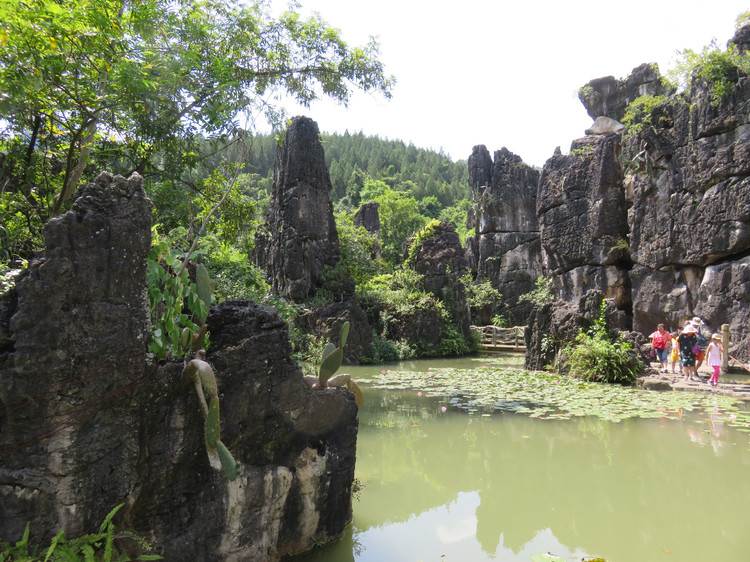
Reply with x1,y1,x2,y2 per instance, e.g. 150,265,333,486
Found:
294,359,750,561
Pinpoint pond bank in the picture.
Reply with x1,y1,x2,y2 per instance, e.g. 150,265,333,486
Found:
638,362,750,400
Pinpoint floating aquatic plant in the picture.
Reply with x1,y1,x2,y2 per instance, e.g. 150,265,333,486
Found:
358,366,750,433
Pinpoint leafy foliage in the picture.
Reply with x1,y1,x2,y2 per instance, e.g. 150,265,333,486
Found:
0,504,161,561
462,275,503,309
668,38,750,105
366,184,428,267
334,211,384,285
0,0,393,257
322,132,470,206
518,275,555,308
405,219,442,265
563,301,643,385
621,94,673,134
146,229,209,359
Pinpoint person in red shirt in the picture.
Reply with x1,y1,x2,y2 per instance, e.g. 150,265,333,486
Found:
649,323,671,373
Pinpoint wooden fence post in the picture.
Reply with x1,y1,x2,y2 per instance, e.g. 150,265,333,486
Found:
721,323,730,374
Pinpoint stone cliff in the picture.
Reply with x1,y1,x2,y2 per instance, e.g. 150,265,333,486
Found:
0,173,358,561
256,116,351,302
466,146,542,326
255,116,371,362
475,25,750,363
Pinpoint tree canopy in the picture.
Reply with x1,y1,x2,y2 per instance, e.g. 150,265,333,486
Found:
0,0,393,260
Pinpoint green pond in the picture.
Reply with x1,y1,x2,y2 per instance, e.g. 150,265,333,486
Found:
294,356,750,562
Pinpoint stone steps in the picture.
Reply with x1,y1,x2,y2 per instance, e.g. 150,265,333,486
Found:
638,362,750,400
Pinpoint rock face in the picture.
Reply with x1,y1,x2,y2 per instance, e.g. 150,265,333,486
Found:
353,201,381,234
578,62,675,121
298,301,372,365
618,29,750,353
537,133,632,316
475,25,750,362
0,172,152,542
258,116,349,301
354,201,382,260
466,145,542,325
411,222,471,340
0,173,358,561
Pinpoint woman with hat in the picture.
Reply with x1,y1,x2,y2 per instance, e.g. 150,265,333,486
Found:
706,333,725,387
691,317,710,371
678,322,699,380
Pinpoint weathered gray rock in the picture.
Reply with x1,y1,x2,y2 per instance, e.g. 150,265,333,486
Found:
1,171,153,543
467,144,493,196
258,116,349,301
538,134,628,271
466,146,542,325
411,221,471,339
694,257,750,360
620,32,750,355
578,62,675,121
585,116,626,135
297,301,372,365
353,201,381,235
353,201,382,260
0,173,359,561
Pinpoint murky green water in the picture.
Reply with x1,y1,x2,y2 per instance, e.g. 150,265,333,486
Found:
295,357,750,562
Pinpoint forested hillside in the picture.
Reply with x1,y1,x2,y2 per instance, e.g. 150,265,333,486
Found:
143,130,473,270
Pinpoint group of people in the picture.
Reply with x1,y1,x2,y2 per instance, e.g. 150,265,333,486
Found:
649,317,725,387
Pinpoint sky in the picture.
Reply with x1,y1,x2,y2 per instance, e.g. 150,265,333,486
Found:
264,1,749,167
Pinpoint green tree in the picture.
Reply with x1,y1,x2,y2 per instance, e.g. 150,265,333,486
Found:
334,210,383,285
371,187,426,267
0,0,393,258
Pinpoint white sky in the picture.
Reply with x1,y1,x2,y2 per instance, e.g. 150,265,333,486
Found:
265,1,748,167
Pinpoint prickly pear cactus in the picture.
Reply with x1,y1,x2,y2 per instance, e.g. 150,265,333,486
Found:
195,263,212,314
185,350,239,481
318,321,349,388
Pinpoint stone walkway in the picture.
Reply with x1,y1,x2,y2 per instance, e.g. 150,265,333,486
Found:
637,363,750,401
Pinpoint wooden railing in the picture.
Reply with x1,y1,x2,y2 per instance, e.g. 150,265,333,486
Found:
471,325,526,351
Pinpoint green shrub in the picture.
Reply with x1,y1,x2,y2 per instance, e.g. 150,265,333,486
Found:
364,332,412,363
622,95,671,134
669,38,750,105
0,504,161,561
518,275,555,308
563,301,642,385
439,322,472,356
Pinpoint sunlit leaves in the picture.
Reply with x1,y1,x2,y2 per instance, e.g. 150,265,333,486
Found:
1,0,393,252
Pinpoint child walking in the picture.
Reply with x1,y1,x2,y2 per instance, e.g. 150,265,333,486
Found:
706,333,724,387
670,331,681,374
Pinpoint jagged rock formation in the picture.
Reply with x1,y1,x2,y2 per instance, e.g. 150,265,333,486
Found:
0,172,153,542
621,63,750,356
537,133,632,314
256,116,350,301
353,201,381,234
479,25,750,364
297,301,372,364
354,201,382,260
466,146,543,325
578,62,675,122
411,221,471,340
0,173,358,561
